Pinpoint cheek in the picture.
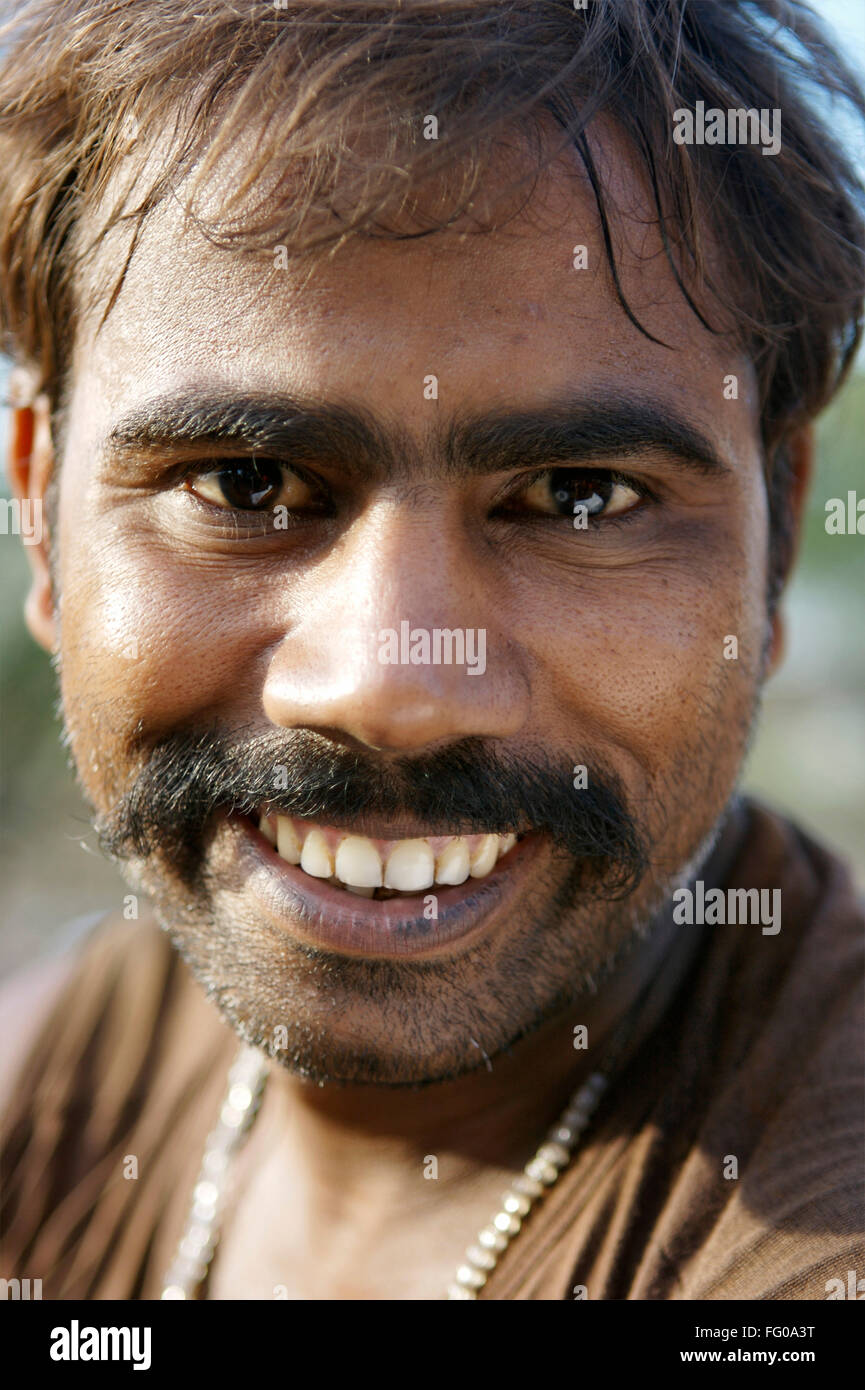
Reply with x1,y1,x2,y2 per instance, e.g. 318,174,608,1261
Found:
56,526,274,783
518,517,769,779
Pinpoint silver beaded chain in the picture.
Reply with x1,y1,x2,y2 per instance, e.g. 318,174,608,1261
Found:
161,1044,268,1299
162,1017,637,1300
445,1065,608,1299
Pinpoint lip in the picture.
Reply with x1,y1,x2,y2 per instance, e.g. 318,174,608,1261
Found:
224,813,546,960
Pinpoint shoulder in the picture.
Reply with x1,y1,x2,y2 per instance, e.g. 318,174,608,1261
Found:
0,910,176,1125
0,911,234,1299
0,948,79,1118
682,803,864,1298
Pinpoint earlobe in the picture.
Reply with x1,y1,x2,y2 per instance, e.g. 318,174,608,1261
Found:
24,576,56,650
765,609,786,679
5,386,58,653
779,425,815,577
763,425,814,680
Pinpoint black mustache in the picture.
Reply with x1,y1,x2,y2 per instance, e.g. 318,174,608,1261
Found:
95,728,648,897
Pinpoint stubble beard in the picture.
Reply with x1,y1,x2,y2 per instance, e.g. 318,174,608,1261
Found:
109,790,734,1090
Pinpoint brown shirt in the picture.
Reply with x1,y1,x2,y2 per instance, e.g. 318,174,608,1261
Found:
2,800,863,1299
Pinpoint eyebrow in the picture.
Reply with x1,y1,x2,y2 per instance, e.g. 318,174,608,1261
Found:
103,387,732,483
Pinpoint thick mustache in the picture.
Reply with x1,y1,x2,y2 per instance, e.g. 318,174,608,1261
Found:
95,728,648,897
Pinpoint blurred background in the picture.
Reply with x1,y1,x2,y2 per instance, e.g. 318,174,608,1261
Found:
1,0,864,978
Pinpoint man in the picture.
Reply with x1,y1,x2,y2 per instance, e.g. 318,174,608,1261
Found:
0,0,863,1301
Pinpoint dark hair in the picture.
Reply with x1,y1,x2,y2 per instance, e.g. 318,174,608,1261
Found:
0,0,863,595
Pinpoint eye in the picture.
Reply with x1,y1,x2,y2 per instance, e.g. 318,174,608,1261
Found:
185,458,321,512
506,468,645,522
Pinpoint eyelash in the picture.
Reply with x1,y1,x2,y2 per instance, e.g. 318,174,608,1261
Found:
176,459,657,530
493,467,656,527
178,458,330,517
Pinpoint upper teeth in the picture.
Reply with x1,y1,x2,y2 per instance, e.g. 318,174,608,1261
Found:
258,814,518,893
336,835,383,888
383,838,434,891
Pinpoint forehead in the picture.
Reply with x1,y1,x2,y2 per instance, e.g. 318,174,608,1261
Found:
65,121,759,457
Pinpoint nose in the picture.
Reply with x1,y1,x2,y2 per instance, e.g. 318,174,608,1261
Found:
262,505,529,753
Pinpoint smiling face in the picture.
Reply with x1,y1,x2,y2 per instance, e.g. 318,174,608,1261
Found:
20,125,780,1084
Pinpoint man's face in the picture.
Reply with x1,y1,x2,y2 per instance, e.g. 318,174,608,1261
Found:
36,129,771,1084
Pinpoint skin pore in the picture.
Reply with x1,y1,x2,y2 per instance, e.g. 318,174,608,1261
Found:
7,120,811,1297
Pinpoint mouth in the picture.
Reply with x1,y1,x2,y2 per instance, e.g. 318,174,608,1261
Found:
256,811,519,898
226,809,543,959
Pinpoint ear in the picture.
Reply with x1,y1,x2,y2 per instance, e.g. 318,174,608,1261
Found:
5,374,57,652
765,425,814,679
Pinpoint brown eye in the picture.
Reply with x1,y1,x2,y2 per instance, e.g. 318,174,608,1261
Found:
514,469,643,520
188,459,316,512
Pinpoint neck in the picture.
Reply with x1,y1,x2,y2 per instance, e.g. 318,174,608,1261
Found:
213,803,747,1297
258,798,746,1166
